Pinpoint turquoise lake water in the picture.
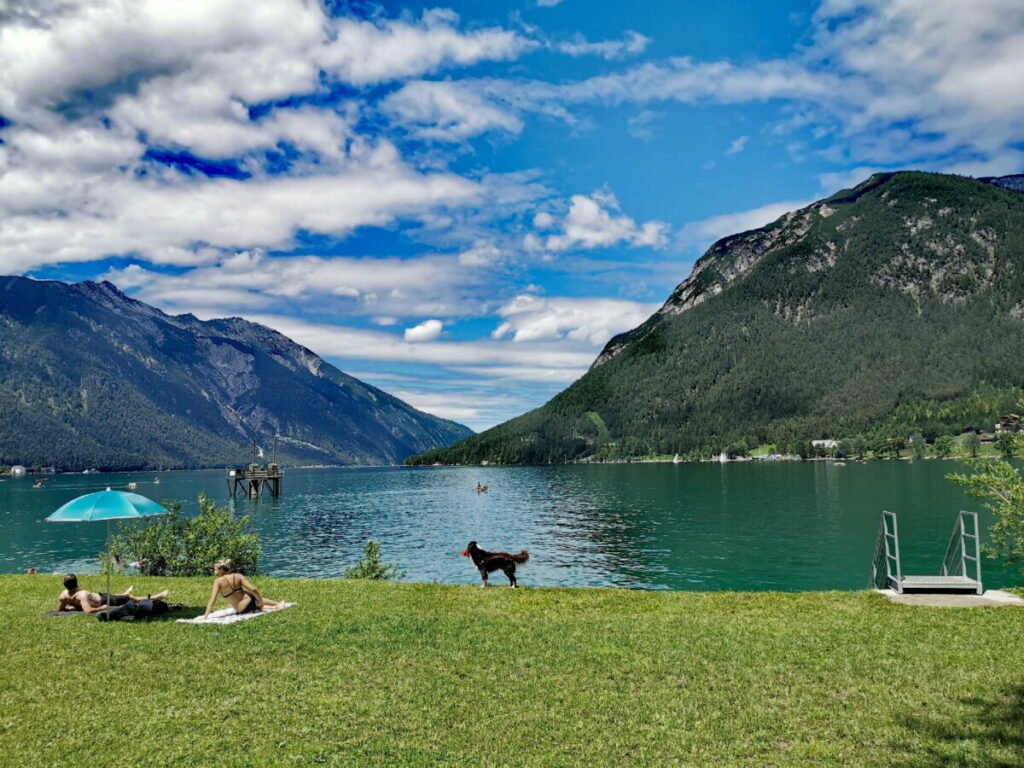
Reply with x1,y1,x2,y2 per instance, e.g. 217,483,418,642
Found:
2,461,1021,591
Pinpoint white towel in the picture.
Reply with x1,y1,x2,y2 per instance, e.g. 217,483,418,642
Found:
176,602,296,624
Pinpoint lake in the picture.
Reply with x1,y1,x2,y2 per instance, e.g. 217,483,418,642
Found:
2,461,1021,591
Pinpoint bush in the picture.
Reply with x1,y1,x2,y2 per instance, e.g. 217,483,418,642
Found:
949,455,1024,573
104,493,261,576
342,539,406,581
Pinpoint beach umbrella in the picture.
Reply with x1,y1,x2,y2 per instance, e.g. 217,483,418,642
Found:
46,488,168,607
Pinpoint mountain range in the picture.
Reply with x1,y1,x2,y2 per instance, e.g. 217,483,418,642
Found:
410,171,1024,465
0,277,472,470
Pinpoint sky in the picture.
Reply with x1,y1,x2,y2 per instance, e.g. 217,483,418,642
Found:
2,0,1023,431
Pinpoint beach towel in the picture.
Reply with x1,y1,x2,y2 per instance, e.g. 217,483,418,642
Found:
47,610,88,616
176,603,296,625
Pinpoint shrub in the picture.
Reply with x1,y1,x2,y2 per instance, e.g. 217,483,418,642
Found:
104,493,261,576
949,455,1024,573
342,539,406,581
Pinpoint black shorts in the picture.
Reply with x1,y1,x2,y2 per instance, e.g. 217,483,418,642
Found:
238,596,262,615
99,593,131,607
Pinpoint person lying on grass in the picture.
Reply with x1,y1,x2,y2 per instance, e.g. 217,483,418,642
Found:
58,573,170,614
204,558,286,618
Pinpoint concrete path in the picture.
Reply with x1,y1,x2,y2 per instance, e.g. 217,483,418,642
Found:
877,589,1024,607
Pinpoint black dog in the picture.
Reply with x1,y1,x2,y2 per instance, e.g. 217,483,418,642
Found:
461,541,529,587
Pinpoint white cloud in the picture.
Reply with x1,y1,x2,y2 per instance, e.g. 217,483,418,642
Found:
317,9,535,86
817,166,886,193
677,198,815,250
242,314,597,370
102,250,493,320
626,110,659,141
381,80,523,141
404,319,444,342
539,189,670,252
725,135,749,155
462,0,1024,172
491,294,659,344
554,31,650,60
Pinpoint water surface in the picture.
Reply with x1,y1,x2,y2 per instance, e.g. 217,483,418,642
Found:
2,461,1020,591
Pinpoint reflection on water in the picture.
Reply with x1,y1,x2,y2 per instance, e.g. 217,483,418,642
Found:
1,462,1021,591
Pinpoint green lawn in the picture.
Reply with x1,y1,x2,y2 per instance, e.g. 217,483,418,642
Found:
1,575,1021,767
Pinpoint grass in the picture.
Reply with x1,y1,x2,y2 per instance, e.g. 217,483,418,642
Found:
1,575,1022,767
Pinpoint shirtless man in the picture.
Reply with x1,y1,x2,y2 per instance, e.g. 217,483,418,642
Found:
57,573,169,614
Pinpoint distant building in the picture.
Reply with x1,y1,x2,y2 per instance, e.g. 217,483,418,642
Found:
812,439,839,449
996,413,1022,433
10,465,26,477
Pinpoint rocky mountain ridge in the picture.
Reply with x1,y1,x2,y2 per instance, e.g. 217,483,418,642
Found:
0,277,472,469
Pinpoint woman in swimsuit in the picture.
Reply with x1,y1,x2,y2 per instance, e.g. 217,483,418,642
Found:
203,558,286,618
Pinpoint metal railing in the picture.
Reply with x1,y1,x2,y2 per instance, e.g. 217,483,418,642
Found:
871,510,902,591
940,510,982,594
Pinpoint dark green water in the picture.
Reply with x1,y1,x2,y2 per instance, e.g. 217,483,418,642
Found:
2,461,1020,591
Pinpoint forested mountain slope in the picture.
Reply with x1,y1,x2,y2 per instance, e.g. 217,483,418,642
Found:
410,172,1024,464
0,277,472,469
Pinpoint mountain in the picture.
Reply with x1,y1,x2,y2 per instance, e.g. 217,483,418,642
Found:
410,171,1024,465
0,277,472,470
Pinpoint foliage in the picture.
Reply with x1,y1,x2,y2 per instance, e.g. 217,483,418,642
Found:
995,431,1018,458
948,452,1024,572
104,493,261,576
908,433,927,460
933,434,955,458
409,173,1024,466
341,538,406,581
960,432,982,458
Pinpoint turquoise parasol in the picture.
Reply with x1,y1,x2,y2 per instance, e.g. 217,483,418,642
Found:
46,488,168,609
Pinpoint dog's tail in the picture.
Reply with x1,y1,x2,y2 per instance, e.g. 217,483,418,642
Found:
511,550,529,564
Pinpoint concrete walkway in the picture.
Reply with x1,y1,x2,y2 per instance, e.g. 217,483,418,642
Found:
877,589,1024,607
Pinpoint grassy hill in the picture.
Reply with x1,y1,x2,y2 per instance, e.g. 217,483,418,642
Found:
411,172,1024,465
2,574,1022,767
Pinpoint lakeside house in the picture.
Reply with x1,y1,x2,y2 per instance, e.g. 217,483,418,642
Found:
10,465,25,477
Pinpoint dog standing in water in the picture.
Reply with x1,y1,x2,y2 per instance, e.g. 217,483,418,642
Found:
461,541,529,587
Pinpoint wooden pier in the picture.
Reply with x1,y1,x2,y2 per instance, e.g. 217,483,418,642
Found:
227,462,283,498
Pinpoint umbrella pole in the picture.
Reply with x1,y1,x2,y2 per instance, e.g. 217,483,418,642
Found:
106,518,112,610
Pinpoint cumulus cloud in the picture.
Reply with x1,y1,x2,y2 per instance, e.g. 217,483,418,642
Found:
102,250,492,320
460,0,1024,172
534,189,670,252
243,314,599,373
0,1,544,275
404,319,444,342
317,9,536,86
491,294,659,344
381,80,523,141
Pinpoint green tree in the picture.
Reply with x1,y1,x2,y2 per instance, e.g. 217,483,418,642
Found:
933,434,955,458
342,538,406,581
850,435,868,460
948,459,1024,572
960,432,982,458
995,431,1018,459
908,433,927,460
105,493,261,577
891,435,907,459
869,434,891,459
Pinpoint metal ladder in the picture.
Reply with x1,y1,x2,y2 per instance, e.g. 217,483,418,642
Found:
870,510,983,594
871,510,901,591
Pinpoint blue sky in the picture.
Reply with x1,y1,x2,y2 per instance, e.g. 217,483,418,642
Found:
3,0,1023,430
